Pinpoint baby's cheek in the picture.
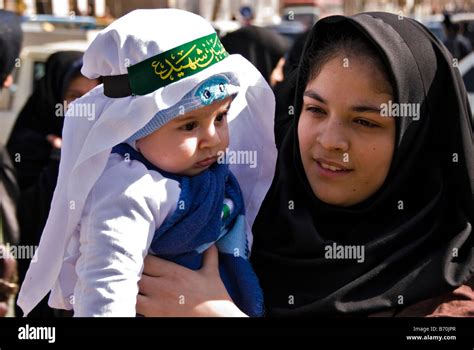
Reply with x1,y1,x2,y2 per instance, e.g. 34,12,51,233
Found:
180,138,199,154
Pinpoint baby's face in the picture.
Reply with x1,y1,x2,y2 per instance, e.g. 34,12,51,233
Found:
136,97,232,176
298,56,396,207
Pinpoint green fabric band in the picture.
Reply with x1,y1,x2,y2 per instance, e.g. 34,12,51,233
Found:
127,33,229,96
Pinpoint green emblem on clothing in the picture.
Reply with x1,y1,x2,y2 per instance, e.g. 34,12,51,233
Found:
221,198,234,220
128,33,229,95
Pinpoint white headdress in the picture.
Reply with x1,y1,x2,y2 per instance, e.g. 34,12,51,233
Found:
18,9,276,315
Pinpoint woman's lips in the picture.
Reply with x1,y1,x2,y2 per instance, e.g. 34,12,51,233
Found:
314,158,353,178
195,156,218,168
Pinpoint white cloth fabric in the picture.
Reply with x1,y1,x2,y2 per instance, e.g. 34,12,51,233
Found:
59,154,180,316
17,9,277,316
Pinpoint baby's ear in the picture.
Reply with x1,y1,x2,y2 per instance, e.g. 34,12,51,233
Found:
134,140,141,152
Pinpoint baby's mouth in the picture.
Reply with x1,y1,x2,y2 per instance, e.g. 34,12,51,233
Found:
195,156,218,168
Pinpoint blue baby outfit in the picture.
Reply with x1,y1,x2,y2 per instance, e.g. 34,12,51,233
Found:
111,143,264,317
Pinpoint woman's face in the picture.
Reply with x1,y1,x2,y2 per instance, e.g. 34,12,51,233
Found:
64,75,100,105
298,55,396,207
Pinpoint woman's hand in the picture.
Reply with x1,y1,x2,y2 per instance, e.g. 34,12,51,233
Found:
137,245,248,317
46,134,62,149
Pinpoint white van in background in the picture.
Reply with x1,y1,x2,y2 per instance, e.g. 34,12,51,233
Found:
0,15,102,145
0,40,92,144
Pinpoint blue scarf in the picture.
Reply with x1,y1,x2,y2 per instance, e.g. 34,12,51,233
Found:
112,144,264,317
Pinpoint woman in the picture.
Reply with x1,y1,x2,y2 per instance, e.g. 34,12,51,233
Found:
7,51,96,190
7,51,100,317
220,25,290,85
138,12,474,317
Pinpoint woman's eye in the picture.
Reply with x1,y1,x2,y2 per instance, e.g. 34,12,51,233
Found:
181,122,198,131
354,119,378,128
215,113,227,123
306,106,326,115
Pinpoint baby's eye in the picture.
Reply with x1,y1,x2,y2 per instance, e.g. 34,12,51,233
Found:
181,121,198,131
354,119,378,128
215,113,227,123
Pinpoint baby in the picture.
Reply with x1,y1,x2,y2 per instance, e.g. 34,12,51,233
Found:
18,9,277,317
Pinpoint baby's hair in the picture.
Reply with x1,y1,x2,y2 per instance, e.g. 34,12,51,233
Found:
305,27,393,95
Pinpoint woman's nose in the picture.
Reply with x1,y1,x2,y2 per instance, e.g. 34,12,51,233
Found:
316,117,349,152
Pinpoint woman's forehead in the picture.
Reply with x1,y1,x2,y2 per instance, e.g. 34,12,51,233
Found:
304,58,393,100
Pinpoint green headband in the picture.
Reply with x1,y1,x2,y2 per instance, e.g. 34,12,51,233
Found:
102,33,229,98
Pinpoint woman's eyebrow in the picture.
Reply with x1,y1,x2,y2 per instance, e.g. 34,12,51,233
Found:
304,90,382,114
303,90,327,104
351,104,382,113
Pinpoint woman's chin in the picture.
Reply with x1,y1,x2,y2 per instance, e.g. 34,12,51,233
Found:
313,187,361,207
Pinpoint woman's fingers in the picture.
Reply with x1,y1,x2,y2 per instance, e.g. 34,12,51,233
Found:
136,294,152,317
143,245,219,278
138,274,155,296
142,254,186,277
136,246,246,316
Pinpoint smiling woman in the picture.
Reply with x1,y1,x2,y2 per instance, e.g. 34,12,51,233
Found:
250,12,474,316
298,35,396,207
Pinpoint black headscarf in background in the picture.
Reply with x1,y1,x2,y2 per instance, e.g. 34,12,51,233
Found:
7,51,83,190
251,13,474,316
282,31,310,79
221,26,290,84
273,31,309,149
8,51,84,317
0,10,22,246
0,10,22,87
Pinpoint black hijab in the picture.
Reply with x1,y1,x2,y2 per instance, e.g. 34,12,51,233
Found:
7,51,83,190
251,13,474,316
9,51,83,138
0,10,22,245
273,31,309,149
0,10,22,87
282,31,310,79
221,26,290,84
